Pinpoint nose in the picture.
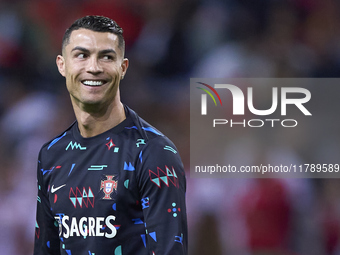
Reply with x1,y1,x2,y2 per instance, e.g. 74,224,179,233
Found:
86,56,103,74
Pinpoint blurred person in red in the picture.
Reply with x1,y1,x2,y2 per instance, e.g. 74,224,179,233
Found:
241,178,292,255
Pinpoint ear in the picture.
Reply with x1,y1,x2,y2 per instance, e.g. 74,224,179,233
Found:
56,55,66,77
121,58,129,79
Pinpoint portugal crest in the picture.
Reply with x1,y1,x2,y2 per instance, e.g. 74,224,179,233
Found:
100,175,118,199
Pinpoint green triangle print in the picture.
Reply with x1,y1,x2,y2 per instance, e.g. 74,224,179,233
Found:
83,189,87,198
70,197,76,207
152,178,160,187
166,167,173,177
160,176,168,185
77,197,82,206
88,188,94,198
173,168,177,178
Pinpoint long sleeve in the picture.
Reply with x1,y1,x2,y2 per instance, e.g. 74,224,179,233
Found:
34,152,61,255
136,137,188,255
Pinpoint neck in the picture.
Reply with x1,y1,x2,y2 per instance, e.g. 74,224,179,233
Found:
72,96,126,138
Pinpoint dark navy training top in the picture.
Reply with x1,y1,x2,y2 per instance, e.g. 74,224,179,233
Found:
34,105,187,255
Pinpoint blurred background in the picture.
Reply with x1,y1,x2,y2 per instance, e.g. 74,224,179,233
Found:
1,0,340,254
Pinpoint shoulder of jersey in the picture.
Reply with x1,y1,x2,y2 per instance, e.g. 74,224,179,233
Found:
41,122,75,151
124,106,165,142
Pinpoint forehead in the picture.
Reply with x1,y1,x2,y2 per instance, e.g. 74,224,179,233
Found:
66,28,120,52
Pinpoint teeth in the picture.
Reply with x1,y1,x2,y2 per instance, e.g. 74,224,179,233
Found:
83,80,103,86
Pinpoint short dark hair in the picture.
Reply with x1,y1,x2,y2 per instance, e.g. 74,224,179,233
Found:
62,15,125,53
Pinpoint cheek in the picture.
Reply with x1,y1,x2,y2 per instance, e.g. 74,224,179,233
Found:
64,68,78,91
110,66,123,78
64,66,79,81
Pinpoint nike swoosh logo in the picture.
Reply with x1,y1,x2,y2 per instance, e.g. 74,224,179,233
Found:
51,184,66,193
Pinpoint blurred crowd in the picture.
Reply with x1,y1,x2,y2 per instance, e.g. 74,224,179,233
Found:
1,0,340,254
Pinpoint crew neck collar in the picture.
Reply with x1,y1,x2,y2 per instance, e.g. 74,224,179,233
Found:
72,105,133,144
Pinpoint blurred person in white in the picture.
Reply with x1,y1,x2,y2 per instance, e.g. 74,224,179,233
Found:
0,83,66,255
33,15,187,255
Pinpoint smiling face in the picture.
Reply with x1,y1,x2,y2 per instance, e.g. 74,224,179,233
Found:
56,28,128,112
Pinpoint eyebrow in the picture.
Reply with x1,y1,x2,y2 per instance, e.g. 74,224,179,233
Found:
71,46,117,55
99,49,117,55
71,46,90,53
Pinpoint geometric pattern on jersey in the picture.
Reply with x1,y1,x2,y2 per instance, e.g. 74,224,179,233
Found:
34,105,188,255
69,187,94,208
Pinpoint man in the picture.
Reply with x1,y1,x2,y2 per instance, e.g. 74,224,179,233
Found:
34,15,187,255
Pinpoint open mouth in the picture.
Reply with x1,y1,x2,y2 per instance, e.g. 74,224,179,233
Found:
82,80,106,86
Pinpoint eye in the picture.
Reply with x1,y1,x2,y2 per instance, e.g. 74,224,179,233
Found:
76,53,87,59
102,55,114,61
